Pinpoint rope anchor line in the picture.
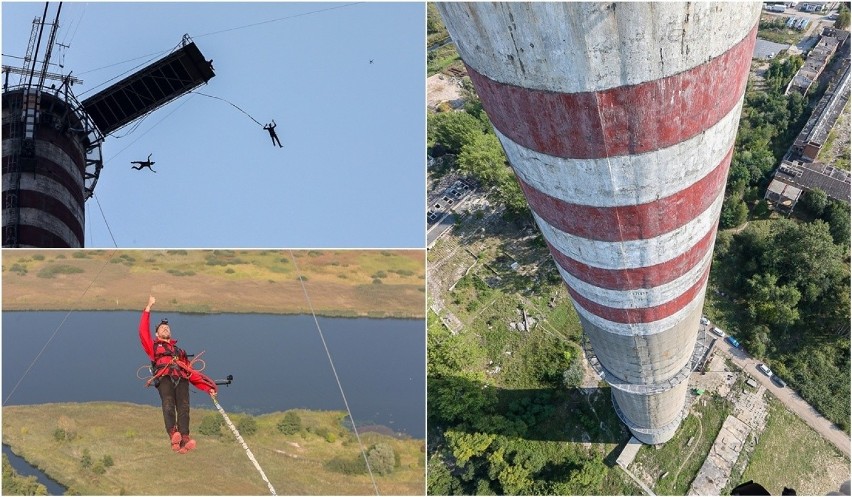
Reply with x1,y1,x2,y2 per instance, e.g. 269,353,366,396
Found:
212,395,278,496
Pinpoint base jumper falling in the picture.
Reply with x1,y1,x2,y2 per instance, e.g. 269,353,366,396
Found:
436,2,761,444
139,295,218,453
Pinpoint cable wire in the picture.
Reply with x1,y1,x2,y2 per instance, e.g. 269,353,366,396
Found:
91,192,118,248
289,250,380,496
3,250,118,406
193,3,363,39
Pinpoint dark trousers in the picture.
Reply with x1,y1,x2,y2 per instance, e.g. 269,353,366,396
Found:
156,376,190,436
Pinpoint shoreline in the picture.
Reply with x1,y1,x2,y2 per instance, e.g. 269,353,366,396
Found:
2,306,425,320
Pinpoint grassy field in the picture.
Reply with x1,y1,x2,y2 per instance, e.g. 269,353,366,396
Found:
2,402,425,496
2,250,425,319
730,397,850,495
632,394,732,495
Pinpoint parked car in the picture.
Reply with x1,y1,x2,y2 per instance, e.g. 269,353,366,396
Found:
757,363,773,377
711,326,725,337
771,375,787,388
700,316,709,325
725,336,741,348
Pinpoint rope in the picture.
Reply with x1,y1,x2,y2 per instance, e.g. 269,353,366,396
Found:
91,192,118,248
3,249,118,405
211,395,278,496
289,250,380,495
189,90,264,127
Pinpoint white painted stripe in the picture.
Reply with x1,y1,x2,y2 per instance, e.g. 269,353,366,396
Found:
439,2,761,93
4,207,81,247
9,174,86,225
573,283,709,336
497,99,743,207
558,248,714,309
2,139,85,192
536,191,724,270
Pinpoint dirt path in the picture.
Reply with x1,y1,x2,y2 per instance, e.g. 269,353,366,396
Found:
715,340,850,457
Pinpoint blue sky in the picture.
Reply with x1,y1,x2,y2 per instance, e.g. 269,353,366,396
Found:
2,2,425,248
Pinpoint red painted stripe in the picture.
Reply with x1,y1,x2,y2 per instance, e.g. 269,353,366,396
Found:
15,190,84,243
567,264,711,324
547,224,717,291
468,24,757,159
521,146,732,242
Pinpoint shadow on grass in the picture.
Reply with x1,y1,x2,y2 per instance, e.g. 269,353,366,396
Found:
429,374,630,446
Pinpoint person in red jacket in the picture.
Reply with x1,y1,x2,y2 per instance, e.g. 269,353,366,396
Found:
140,295,217,453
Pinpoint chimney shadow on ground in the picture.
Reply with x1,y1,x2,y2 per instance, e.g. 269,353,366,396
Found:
428,374,631,445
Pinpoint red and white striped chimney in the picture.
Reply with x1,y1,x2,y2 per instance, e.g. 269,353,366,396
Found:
437,2,761,444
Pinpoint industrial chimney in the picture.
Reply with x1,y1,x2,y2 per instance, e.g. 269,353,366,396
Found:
437,2,761,444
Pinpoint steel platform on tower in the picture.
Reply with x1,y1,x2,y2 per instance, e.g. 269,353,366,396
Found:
81,41,215,136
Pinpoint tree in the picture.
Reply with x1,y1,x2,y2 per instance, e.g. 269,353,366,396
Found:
719,197,748,229
457,133,509,186
497,174,531,220
822,200,850,248
366,443,396,475
277,411,302,435
835,4,850,29
562,358,584,388
445,430,496,465
2,455,47,496
800,188,828,217
429,111,484,155
746,273,801,328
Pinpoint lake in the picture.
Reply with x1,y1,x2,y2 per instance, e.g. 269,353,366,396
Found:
2,311,425,438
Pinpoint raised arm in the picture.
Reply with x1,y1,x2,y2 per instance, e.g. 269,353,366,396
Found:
139,296,156,360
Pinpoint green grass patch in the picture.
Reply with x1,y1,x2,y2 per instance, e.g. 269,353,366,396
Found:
732,397,850,495
37,265,84,279
635,394,732,495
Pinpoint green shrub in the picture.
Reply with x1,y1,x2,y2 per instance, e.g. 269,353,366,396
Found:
372,278,382,284
372,271,387,279
72,252,88,259
199,413,223,436
237,415,257,436
367,443,396,475
298,275,309,281
37,265,84,279
80,449,92,469
32,254,44,261
92,462,106,475
277,412,302,435
225,268,235,274
53,428,66,442
9,263,27,275
102,455,114,468
327,455,367,475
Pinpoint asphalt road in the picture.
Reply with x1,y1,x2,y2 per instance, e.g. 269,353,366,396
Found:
714,337,851,458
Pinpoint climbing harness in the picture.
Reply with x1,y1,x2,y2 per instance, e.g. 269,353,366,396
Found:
138,349,275,494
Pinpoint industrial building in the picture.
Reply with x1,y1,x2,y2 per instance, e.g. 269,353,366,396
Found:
437,2,762,444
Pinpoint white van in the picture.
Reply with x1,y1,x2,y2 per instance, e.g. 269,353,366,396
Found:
711,327,725,337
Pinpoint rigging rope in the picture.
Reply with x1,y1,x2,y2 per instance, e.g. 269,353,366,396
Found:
3,249,118,406
189,90,263,127
211,395,278,496
289,250,380,496
91,192,118,248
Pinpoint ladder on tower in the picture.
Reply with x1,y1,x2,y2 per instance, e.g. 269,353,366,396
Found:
3,93,25,247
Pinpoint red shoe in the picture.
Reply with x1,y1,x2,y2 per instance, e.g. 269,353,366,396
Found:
178,435,196,454
170,430,182,452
